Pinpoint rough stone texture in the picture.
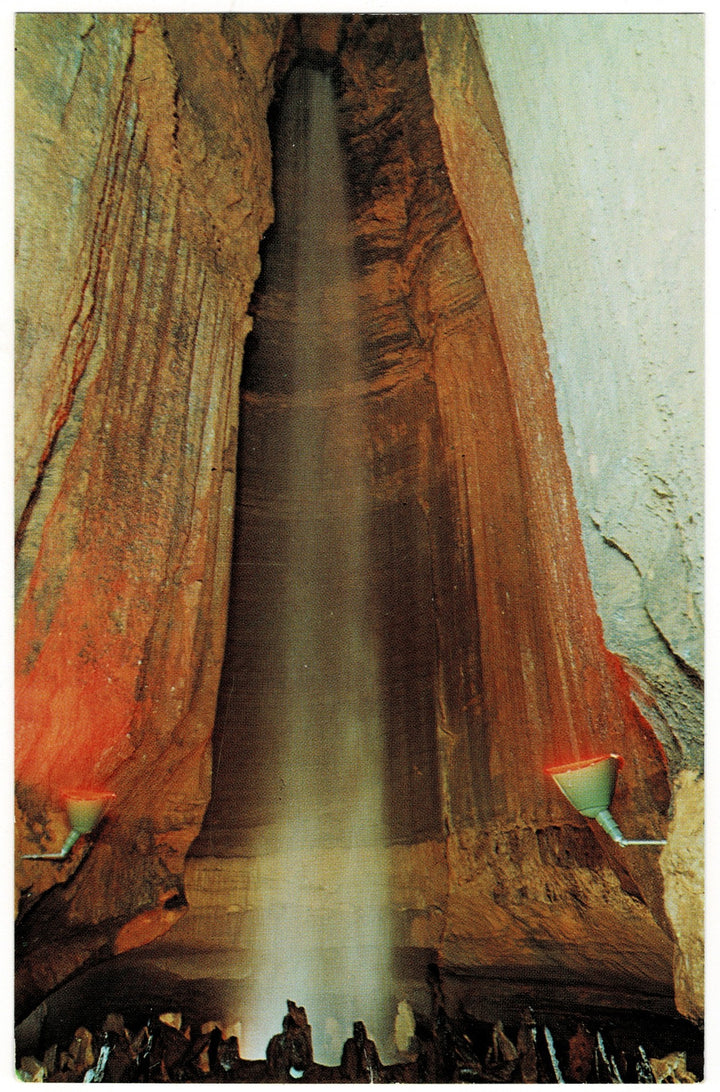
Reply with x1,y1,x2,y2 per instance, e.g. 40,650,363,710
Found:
15,11,288,1016
15,11,701,1030
660,770,704,1022
473,13,704,772
422,11,702,1020
188,13,673,1037
112,833,674,1055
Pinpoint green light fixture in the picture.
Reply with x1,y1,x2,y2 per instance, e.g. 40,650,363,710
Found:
22,789,116,861
546,755,666,847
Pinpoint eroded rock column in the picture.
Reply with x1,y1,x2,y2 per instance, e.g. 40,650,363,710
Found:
15,11,288,1018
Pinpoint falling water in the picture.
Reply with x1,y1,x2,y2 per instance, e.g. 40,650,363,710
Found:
237,61,391,1063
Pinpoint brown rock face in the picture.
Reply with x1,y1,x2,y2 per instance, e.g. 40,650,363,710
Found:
659,770,704,1022
180,16,673,1040
15,11,289,1015
15,11,698,1034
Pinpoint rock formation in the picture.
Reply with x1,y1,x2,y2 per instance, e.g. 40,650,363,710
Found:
15,12,702,1037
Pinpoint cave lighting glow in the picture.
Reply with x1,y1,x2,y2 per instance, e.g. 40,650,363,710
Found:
238,60,392,1063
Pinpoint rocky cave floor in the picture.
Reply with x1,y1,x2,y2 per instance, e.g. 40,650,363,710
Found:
16,989,703,1083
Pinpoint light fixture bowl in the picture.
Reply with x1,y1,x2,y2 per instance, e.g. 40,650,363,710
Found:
546,754,623,818
63,790,116,834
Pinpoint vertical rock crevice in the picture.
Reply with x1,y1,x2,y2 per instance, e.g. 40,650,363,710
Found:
181,12,675,1034
15,11,699,1030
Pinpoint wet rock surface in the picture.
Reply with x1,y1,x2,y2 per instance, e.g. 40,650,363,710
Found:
15,11,289,1016
16,987,702,1083
15,10,702,1030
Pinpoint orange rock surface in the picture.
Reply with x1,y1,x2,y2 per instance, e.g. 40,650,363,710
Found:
15,13,699,1026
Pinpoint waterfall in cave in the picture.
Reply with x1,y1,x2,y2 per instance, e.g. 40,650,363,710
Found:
214,59,392,1062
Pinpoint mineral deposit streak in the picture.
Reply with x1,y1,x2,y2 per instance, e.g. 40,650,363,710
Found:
242,61,391,1064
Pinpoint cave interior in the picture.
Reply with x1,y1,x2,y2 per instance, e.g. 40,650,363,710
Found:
14,11,704,1083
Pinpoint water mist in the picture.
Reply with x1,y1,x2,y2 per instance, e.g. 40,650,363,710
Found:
235,60,392,1063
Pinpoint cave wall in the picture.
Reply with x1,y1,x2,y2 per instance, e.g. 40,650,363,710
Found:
15,11,289,1013
15,12,702,1028
474,14,704,768
469,13,704,1020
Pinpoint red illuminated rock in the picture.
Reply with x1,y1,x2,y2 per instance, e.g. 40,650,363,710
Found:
15,11,289,1014
15,11,700,1028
